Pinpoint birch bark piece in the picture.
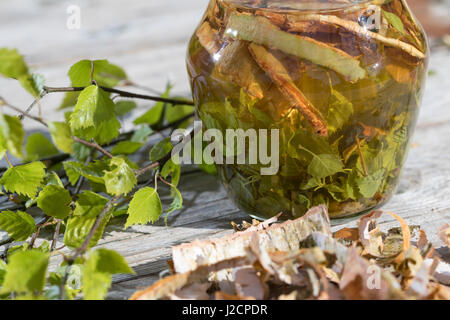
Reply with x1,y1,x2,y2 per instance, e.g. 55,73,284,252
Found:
248,43,328,136
196,21,222,56
172,205,331,274
224,13,367,82
214,40,267,99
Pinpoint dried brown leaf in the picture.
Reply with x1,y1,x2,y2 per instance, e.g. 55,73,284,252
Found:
233,267,265,300
334,228,359,242
339,247,391,300
130,255,255,300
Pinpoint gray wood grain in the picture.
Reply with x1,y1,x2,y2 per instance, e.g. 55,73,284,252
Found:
0,0,449,300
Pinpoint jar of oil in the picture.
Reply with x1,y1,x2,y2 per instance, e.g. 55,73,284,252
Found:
186,0,429,222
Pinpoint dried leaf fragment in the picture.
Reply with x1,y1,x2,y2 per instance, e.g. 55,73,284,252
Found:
233,267,265,299
339,248,391,300
130,255,255,300
358,210,411,258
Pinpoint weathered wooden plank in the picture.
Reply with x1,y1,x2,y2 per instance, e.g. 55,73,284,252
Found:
0,0,449,301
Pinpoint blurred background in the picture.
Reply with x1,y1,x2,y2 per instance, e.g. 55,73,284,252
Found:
0,0,448,133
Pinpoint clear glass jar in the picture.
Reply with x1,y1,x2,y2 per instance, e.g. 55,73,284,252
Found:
186,0,429,223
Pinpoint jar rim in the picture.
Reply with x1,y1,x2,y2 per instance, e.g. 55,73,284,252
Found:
221,0,376,13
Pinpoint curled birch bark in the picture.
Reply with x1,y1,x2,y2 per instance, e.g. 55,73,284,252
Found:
286,14,425,59
247,43,328,136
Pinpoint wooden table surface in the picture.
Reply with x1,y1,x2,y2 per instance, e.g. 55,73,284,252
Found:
0,0,449,299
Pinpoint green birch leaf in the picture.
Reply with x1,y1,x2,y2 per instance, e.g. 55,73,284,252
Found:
25,133,59,161
167,185,183,214
161,159,181,187
115,101,137,117
327,89,353,133
0,260,6,287
131,125,153,143
0,210,36,241
63,161,82,186
0,49,44,97
383,11,405,35
58,91,79,110
83,249,134,300
64,214,110,249
133,102,164,126
111,141,143,155
68,60,127,88
48,121,74,154
165,104,194,124
198,163,217,175
0,48,28,79
0,250,48,295
150,138,173,162
307,154,344,179
356,169,385,198
0,162,46,198
133,86,172,126
70,85,117,128
0,114,25,159
301,177,322,190
103,158,137,196
225,14,366,81
63,160,107,186
43,172,64,187
73,191,108,217
37,185,72,219
18,73,45,98
69,85,120,144
80,117,121,145
125,187,162,228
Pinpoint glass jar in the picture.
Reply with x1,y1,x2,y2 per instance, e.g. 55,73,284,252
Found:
186,0,429,223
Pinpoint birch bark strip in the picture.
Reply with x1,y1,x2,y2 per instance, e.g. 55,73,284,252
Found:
224,13,367,82
172,205,331,274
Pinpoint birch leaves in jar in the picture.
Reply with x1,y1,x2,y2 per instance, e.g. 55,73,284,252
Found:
186,0,429,221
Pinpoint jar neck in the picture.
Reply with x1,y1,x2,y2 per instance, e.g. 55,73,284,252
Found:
215,0,376,12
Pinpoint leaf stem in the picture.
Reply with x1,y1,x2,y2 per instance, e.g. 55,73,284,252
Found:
0,97,47,126
51,220,62,252
43,85,194,106
3,152,14,168
356,135,368,177
72,137,113,159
